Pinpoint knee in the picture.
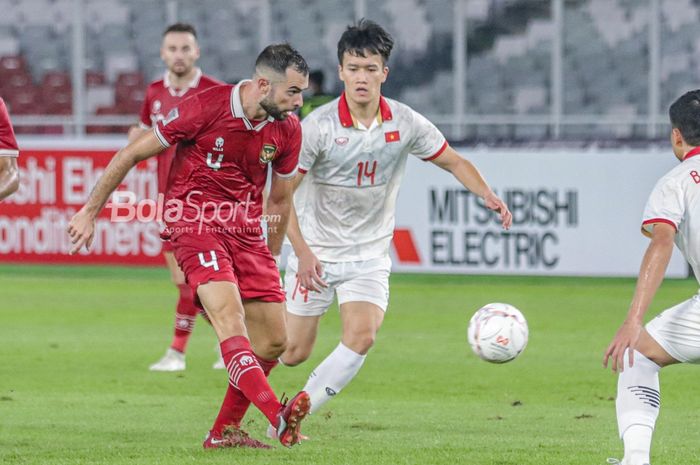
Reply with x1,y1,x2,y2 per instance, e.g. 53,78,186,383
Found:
281,342,312,367
344,332,376,355
266,336,287,359
253,334,287,360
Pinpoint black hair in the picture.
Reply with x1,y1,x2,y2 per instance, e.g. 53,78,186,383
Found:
255,43,308,76
163,23,197,39
669,90,700,146
337,19,394,65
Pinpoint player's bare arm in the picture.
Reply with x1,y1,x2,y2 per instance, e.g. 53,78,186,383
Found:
431,146,513,229
603,222,675,372
67,130,166,254
0,156,19,200
286,172,327,291
265,171,296,259
127,125,149,144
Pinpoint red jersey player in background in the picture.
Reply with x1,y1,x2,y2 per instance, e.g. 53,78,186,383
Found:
0,97,20,200
68,44,311,449
127,23,224,372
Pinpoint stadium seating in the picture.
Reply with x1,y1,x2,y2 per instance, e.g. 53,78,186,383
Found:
0,0,697,138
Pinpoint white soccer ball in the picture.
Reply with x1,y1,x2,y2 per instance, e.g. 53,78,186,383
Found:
467,303,528,363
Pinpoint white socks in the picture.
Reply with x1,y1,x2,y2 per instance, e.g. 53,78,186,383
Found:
303,342,366,414
616,350,660,465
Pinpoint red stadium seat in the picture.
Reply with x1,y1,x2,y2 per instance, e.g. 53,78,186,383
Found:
85,71,106,87
115,71,144,88
42,71,71,90
41,83,72,115
87,105,128,134
0,55,29,74
0,71,32,94
5,87,39,115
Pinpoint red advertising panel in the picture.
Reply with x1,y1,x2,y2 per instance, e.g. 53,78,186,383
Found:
0,149,164,265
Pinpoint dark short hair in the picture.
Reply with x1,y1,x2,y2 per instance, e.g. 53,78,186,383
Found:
337,19,394,65
163,23,197,39
255,43,309,76
669,90,700,146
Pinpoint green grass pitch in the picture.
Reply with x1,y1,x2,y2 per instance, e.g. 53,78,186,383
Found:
0,264,698,465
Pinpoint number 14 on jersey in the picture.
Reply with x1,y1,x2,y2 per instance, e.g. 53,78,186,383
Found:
357,160,377,186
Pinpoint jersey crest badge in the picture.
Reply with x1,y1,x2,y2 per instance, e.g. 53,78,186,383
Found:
259,143,277,164
163,107,179,126
335,137,349,146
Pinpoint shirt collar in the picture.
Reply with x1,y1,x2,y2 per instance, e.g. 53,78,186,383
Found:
230,80,275,132
338,92,393,129
684,146,700,161
163,68,202,97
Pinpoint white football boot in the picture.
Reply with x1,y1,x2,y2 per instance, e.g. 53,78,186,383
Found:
149,348,186,371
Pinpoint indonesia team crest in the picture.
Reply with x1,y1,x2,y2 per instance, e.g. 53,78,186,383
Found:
259,143,277,164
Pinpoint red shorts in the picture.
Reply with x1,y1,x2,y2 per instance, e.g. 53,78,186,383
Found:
170,227,284,306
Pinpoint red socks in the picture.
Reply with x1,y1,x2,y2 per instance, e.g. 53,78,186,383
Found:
210,337,280,435
171,284,197,353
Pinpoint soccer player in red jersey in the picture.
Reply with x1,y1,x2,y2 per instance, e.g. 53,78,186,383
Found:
0,97,20,200
68,44,311,448
127,23,224,372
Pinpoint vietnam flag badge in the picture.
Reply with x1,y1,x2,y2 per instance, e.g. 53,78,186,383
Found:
384,130,400,143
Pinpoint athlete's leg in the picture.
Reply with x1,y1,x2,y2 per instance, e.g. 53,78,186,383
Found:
279,257,335,366
198,282,282,423
614,295,699,465
209,299,289,433
280,313,323,366
301,258,390,414
149,251,197,371
302,301,384,414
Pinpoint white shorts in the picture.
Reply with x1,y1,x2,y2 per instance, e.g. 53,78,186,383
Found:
284,253,391,317
646,294,700,363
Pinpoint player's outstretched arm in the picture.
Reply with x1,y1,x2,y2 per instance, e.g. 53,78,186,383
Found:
67,130,166,254
284,173,326,291
0,156,19,200
603,223,675,372
431,146,512,229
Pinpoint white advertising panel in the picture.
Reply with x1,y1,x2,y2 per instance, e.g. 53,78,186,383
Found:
392,148,688,277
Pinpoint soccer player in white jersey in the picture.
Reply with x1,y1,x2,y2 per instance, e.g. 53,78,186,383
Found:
270,19,512,429
603,90,700,465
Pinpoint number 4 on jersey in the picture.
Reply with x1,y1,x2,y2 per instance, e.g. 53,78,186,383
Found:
198,251,220,271
356,160,377,186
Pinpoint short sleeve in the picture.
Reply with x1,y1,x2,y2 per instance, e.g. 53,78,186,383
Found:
298,116,323,173
408,110,447,162
272,119,302,178
154,93,206,148
641,176,683,237
138,89,152,129
0,98,19,157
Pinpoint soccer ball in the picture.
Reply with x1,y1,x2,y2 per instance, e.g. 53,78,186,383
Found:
467,303,528,363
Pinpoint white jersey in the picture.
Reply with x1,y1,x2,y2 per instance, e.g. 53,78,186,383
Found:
642,148,700,285
296,93,447,262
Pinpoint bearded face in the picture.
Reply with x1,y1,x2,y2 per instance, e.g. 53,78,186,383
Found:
260,95,289,121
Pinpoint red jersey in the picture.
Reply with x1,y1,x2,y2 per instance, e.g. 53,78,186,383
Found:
138,68,223,194
0,98,19,158
155,81,301,238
